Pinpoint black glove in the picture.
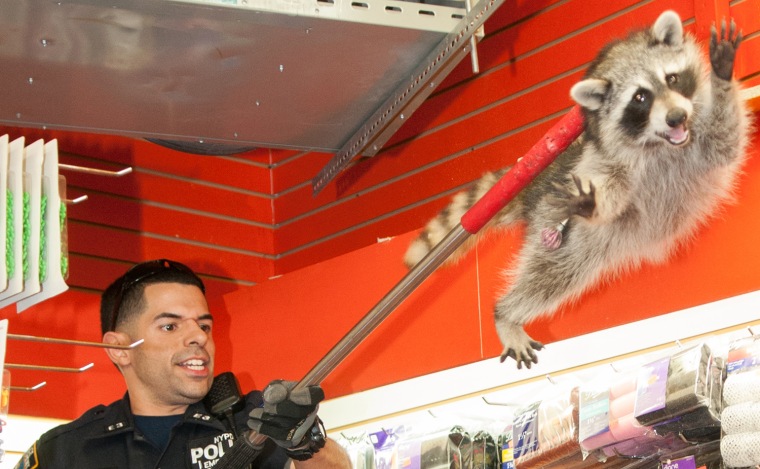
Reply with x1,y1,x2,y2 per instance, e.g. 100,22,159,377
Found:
247,380,325,454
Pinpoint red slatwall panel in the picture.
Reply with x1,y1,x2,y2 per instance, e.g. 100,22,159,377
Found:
3,0,760,421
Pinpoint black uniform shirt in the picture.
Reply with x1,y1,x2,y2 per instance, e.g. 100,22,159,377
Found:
14,392,290,469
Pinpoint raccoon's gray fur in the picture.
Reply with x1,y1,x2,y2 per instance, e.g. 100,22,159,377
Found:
404,11,751,369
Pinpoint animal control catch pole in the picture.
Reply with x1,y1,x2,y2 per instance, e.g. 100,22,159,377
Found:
214,105,585,468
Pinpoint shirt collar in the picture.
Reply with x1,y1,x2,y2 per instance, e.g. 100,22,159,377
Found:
90,393,226,440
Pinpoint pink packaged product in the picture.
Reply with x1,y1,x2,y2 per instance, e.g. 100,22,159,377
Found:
578,372,682,460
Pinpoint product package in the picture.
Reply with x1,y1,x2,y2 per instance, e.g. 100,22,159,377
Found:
339,433,376,469
395,425,472,469
633,342,721,440
17,139,69,311
497,425,514,469
720,336,760,468
579,370,688,462
650,355,723,443
369,427,402,469
511,386,581,468
726,335,760,376
472,430,499,469
651,441,724,469
0,137,25,304
0,135,8,295
580,372,658,458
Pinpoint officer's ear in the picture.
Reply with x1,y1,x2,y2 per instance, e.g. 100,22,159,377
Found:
103,331,132,367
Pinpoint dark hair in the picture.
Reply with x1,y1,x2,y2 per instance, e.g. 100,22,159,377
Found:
100,259,206,336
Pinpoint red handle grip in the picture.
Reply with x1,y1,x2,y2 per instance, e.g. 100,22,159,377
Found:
460,105,585,234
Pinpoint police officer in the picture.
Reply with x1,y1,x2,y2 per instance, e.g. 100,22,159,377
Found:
15,259,352,468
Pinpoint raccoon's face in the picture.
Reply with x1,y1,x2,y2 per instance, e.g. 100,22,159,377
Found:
619,64,700,146
570,10,707,151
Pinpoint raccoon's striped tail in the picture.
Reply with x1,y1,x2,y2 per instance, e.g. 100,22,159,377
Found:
404,168,511,268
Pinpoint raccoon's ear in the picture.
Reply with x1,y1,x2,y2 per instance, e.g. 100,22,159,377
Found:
652,10,684,46
570,79,609,110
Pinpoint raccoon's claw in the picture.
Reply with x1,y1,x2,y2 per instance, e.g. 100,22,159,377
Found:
547,174,596,222
568,174,596,219
497,323,545,369
500,340,544,370
710,18,742,81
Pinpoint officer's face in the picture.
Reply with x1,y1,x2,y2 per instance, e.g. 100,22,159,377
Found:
126,282,215,409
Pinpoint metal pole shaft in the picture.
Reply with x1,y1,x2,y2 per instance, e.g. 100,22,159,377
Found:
227,105,585,463
235,226,473,458
295,106,585,390
295,224,471,389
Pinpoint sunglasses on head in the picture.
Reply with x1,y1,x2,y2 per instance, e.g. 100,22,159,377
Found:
109,259,196,332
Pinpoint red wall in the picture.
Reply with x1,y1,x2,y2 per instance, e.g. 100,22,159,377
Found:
4,0,760,422
225,142,760,398
5,132,760,420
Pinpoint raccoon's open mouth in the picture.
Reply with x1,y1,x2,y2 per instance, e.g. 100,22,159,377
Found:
660,125,690,146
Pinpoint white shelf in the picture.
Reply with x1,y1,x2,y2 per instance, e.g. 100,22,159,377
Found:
319,289,760,433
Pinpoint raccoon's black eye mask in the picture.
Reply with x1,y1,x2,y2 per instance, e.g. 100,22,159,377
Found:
665,69,698,98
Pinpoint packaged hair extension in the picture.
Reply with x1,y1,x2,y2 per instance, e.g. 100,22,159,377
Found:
656,440,723,469
723,367,760,406
58,174,69,281
633,343,717,428
395,425,472,469
720,336,760,468
472,431,499,469
0,138,26,306
593,374,688,460
578,371,673,459
369,427,401,469
721,431,760,468
578,380,615,453
650,355,723,442
17,139,68,311
339,433,376,469
19,139,44,300
511,386,581,468
0,136,8,294
725,335,760,376
497,426,514,469
0,139,44,308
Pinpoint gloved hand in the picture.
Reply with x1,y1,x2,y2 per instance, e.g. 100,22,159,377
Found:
247,380,324,451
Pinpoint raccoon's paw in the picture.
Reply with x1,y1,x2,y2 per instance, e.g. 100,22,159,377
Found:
710,18,742,81
549,174,596,219
568,174,596,218
498,323,545,369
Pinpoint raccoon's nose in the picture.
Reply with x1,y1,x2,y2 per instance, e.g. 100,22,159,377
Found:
666,108,687,127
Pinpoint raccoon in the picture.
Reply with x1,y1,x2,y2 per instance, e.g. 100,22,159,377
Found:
404,11,751,369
